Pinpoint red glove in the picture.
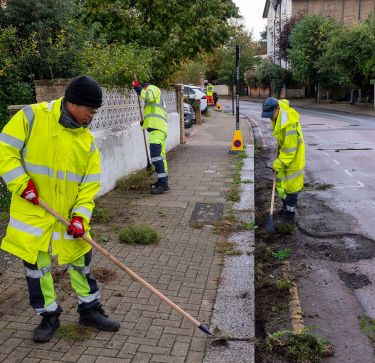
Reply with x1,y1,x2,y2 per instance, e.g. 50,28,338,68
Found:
132,80,140,88
67,216,84,238
21,180,39,205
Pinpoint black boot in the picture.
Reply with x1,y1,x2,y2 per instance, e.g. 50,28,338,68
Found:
282,211,295,224
33,309,61,342
79,305,120,331
152,181,169,191
151,183,169,194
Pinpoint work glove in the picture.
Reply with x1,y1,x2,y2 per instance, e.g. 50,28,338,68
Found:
132,80,142,95
67,216,85,238
21,179,39,205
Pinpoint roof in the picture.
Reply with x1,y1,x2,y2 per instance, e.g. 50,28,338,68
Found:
263,0,270,18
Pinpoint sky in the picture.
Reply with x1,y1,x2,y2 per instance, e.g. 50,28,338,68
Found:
233,0,267,40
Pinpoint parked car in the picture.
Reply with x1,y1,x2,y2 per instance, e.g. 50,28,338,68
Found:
183,102,195,128
183,85,208,114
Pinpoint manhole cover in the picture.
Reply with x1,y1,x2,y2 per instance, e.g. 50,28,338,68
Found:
190,203,224,225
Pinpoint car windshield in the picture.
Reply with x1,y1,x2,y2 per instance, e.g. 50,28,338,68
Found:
190,88,206,98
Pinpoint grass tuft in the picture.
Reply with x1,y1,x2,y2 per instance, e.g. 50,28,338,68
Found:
276,223,295,235
92,207,112,223
119,224,159,245
191,222,204,229
266,329,333,362
227,185,240,202
275,278,291,290
272,248,292,261
243,221,258,230
217,241,241,256
57,323,92,341
242,179,254,184
116,169,154,192
237,151,249,159
359,316,375,347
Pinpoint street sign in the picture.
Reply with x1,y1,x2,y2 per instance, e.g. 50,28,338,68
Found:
370,79,375,84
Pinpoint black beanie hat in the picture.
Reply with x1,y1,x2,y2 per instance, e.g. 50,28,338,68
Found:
65,76,103,108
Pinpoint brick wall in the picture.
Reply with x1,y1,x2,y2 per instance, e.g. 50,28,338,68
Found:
34,79,71,103
293,0,374,26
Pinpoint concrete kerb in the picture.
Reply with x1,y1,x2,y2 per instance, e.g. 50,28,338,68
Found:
204,144,255,363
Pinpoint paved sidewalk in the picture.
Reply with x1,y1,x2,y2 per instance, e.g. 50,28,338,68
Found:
0,111,254,362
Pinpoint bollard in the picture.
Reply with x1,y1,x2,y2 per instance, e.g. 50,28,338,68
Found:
195,100,202,125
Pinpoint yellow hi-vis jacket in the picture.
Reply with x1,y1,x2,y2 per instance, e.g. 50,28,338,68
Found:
206,84,214,97
140,85,168,135
272,99,305,196
0,97,100,265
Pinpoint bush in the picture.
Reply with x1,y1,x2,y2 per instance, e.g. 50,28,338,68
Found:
253,59,300,98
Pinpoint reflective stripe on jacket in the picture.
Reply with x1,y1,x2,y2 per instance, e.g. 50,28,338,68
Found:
272,99,305,194
140,85,168,134
0,97,100,265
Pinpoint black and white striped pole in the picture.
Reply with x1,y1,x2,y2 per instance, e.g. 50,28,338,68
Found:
229,44,244,153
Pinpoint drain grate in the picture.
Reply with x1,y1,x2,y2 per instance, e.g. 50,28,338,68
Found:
190,203,224,225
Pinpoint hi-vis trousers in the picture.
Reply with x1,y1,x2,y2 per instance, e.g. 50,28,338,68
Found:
23,250,100,314
149,129,168,187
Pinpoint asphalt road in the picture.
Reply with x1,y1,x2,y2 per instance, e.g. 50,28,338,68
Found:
220,99,375,362
221,99,375,239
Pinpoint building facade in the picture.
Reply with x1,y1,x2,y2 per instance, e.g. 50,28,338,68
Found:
263,0,375,67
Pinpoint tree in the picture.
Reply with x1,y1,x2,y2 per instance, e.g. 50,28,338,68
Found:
0,0,94,80
276,13,305,62
250,59,295,98
213,27,256,86
171,61,206,85
288,14,343,97
319,14,375,91
0,27,34,130
81,0,240,84
80,42,153,90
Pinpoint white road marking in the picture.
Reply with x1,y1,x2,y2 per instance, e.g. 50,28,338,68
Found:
323,151,329,156
296,108,363,122
345,169,353,176
333,159,340,165
334,182,365,189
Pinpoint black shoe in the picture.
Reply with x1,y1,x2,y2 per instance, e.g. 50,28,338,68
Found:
33,310,61,342
152,181,169,191
151,184,169,194
79,305,120,331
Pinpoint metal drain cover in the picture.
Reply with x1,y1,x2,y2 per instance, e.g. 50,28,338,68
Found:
190,203,224,225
